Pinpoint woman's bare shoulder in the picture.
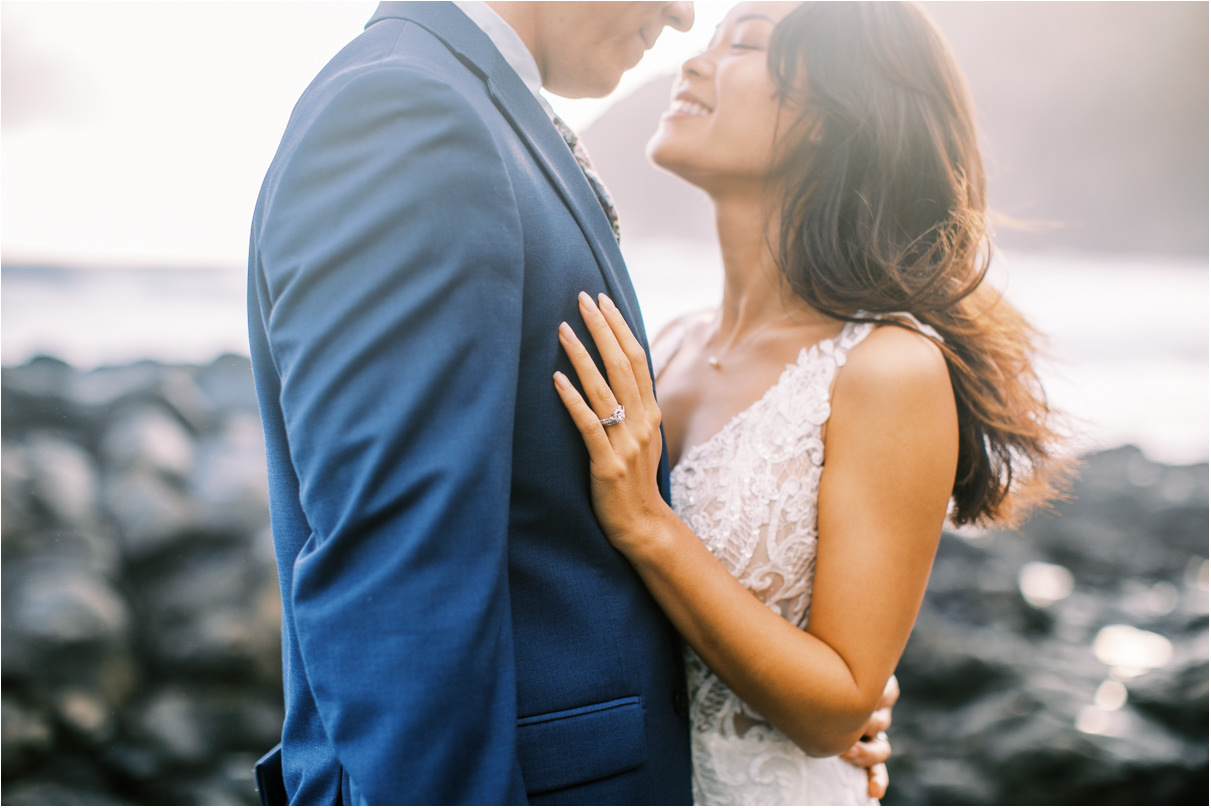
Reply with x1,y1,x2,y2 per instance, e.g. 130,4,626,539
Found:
836,322,953,415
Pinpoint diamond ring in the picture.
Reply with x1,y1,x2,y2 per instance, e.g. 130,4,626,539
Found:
599,405,626,427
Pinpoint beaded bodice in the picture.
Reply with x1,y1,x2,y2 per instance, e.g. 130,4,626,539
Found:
653,313,879,805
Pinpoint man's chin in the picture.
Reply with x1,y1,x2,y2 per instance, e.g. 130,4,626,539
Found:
549,75,625,100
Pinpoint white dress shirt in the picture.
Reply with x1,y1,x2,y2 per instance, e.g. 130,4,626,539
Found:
453,1,549,111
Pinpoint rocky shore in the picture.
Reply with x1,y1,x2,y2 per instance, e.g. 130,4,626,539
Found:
888,446,1208,805
2,355,1206,805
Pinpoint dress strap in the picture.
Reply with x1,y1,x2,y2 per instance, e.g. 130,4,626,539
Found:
825,312,943,374
867,311,943,342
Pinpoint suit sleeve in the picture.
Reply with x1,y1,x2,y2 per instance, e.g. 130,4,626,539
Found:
257,66,528,804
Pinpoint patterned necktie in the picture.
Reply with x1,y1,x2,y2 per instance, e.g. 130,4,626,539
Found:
552,114,621,243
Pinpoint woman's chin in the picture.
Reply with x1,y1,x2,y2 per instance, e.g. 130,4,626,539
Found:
646,137,697,182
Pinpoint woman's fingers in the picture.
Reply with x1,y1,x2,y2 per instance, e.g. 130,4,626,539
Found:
867,763,889,800
842,675,895,764
860,705,892,739
593,294,653,404
576,292,642,415
558,319,621,420
840,730,890,768
596,293,657,407
553,371,614,458
876,674,900,714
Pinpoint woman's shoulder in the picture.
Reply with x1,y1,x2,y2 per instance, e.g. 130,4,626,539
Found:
840,318,951,403
827,317,958,466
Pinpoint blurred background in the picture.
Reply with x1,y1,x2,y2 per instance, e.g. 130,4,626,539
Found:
2,1,1206,804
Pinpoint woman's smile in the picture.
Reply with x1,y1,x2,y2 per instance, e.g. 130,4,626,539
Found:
666,94,713,118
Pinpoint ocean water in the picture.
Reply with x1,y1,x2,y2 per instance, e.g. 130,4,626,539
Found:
3,246,1207,465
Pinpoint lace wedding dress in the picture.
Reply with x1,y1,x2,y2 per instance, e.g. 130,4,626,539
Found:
654,314,882,806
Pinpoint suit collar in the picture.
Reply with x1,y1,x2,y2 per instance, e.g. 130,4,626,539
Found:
365,2,649,346
451,1,542,97
368,1,504,81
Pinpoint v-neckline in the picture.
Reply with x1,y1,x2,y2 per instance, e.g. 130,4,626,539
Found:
668,321,858,473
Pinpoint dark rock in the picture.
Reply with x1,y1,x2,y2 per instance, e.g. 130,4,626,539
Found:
2,527,122,577
171,753,263,806
101,468,200,560
127,685,283,771
1130,656,1211,739
21,433,102,530
1018,447,1210,586
67,360,164,410
1,356,283,805
0,357,80,436
3,357,1205,806
99,402,196,482
194,354,258,414
0,560,138,735
886,447,1210,805
136,540,281,681
2,559,131,652
1,693,53,772
52,689,120,744
152,367,222,434
99,739,162,782
895,618,1017,707
128,687,212,767
1,442,39,539
191,413,269,537
2,355,75,399
896,757,993,805
1,779,124,806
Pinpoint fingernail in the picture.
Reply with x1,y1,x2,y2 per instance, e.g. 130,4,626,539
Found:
559,321,574,340
553,371,570,390
578,291,595,308
598,293,617,312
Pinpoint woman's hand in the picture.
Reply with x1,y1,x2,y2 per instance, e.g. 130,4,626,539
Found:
838,674,899,799
553,292,672,555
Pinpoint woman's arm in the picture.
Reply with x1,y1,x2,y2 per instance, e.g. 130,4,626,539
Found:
554,293,956,758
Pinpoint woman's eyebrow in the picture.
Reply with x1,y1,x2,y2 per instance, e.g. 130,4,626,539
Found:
733,13,777,25
712,12,776,37
707,13,776,46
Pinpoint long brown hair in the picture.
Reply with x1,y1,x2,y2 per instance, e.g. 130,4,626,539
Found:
768,1,1071,526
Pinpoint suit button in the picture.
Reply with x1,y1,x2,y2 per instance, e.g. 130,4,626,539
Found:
673,688,689,719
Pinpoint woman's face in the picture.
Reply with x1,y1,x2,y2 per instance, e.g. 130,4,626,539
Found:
647,1,802,192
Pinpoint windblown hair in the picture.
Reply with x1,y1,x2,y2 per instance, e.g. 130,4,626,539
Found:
767,1,1071,526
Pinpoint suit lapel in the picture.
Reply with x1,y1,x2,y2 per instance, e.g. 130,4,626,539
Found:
366,2,650,348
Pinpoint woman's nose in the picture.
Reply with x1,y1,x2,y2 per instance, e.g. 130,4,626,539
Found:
681,51,711,79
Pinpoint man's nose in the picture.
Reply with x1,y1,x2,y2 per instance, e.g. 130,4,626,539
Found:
664,2,695,33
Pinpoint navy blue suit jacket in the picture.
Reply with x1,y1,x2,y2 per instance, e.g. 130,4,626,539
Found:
247,3,692,804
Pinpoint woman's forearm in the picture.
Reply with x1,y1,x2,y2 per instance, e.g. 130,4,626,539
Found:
630,507,887,757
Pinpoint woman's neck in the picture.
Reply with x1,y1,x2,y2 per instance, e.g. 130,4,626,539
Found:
710,192,824,344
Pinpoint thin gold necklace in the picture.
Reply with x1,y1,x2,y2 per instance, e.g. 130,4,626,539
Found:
706,310,799,370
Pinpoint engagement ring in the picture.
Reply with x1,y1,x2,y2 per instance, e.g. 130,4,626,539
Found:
599,405,626,427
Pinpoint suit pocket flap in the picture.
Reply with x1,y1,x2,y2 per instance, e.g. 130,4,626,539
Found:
517,696,647,795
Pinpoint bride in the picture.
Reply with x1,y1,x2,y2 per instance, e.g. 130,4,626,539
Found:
553,2,1070,805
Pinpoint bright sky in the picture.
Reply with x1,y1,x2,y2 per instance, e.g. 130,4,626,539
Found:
1,1,732,269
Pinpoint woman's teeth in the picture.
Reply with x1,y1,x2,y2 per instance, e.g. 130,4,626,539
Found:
671,100,711,117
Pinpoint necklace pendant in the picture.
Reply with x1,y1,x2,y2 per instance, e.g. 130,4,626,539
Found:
707,355,721,369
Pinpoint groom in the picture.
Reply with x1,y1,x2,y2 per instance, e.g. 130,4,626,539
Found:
248,2,891,804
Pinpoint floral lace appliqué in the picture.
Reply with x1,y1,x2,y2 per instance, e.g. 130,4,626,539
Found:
657,317,881,806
